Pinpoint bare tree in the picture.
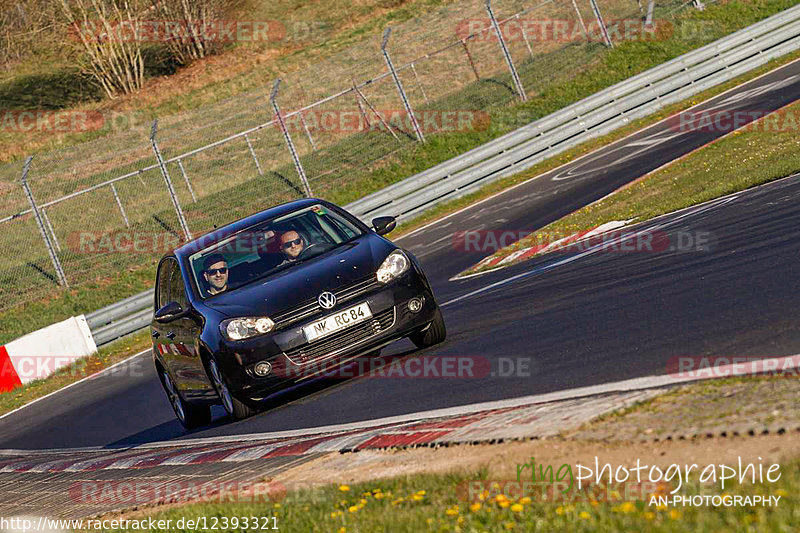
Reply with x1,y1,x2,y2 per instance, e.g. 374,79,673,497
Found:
149,0,249,66
57,0,146,98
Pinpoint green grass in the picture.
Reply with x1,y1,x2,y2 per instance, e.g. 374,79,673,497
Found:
462,91,800,275
102,457,798,532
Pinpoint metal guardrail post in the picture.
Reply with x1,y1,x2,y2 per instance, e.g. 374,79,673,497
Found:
110,183,130,227
645,0,655,28
485,0,527,102
271,79,313,198
692,0,705,11
20,157,68,287
244,133,264,175
588,0,614,48
382,28,426,143
150,120,192,241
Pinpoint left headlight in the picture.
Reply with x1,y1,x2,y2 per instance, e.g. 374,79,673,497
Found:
376,250,410,284
221,317,275,341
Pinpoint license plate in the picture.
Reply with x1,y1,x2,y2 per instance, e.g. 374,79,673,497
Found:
303,302,372,342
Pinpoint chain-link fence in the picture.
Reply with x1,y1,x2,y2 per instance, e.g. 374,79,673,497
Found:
0,0,696,313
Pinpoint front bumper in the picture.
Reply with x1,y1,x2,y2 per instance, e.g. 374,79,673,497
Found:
216,271,437,398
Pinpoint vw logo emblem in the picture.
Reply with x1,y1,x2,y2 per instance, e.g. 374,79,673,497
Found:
318,291,337,309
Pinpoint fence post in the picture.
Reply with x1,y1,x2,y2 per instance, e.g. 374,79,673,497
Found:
176,159,198,203
110,183,130,227
244,133,264,175
150,119,192,242
270,79,313,198
588,0,614,47
20,156,68,287
485,0,527,102
570,0,589,40
382,28,425,143
461,39,481,81
41,208,61,252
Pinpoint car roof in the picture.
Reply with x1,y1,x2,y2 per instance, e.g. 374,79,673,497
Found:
173,198,323,260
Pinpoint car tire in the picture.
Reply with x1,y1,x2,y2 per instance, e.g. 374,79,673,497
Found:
161,370,212,429
208,358,260,421
410,307,446,349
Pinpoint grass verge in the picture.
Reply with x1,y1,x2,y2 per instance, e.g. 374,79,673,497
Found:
99,375,800,532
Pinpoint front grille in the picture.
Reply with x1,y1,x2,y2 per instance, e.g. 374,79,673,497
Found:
283,307,395,365
272,276,380,328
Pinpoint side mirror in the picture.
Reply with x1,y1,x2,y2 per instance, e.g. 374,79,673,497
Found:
372,216,397,236
155,301,184,323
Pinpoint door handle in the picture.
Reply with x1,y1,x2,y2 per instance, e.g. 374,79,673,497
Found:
166,331,176,340
151,331,160,338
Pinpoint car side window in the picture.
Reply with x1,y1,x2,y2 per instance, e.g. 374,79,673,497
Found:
168,261,188,310
156,259,173,310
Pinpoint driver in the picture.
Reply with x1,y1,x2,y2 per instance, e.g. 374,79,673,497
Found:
202,253,229,295
278,230,305,266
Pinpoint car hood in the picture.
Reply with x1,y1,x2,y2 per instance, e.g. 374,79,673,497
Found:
202,233,396,318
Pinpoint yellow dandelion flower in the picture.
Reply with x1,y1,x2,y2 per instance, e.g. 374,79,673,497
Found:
775,489,788,497
273,503,281,509
499,500,510,509
644,512,655,521
446,508,459,516
426,518,434,525
374,493,385,499
339,485,350,492
416,490,426,496
457,516,464,524
412,494,424,501
359,498,367,505
579,511,591,520
519,497,531,505
338,528,346,533
669,509,682,520
618,502,635,514
348,505,359,513
655,502,667,511
511,503,523,513
495,494,507,502
470,502,482,512
556,506,565,515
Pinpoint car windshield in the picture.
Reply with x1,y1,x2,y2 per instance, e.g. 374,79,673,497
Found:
189,204,364,298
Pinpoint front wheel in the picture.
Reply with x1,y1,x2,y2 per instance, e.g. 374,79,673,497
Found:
409,307,447,349
161,370,211,429
208,358,259,421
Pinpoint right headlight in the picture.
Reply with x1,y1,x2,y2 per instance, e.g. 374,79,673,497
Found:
221,317,275,341
376,250,410,284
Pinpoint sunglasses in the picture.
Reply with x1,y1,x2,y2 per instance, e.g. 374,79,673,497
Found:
282,238,303,249
206,267,228,275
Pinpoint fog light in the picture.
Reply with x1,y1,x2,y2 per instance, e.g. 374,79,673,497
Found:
254,361,272,377
408,297,423,313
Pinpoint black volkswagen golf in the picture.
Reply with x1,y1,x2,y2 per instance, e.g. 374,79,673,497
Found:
151,199,446,428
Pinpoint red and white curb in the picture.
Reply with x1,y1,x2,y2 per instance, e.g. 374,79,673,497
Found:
2,353,797,474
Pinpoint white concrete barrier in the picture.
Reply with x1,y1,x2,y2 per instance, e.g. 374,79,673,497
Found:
0,316,97,392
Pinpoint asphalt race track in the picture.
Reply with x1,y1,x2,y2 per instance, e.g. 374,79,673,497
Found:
2,59,800,450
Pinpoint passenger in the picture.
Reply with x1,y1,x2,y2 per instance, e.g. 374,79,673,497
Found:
202,253,228,295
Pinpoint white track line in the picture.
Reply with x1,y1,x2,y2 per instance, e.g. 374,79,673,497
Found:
0,349,151,422
1,353,789,455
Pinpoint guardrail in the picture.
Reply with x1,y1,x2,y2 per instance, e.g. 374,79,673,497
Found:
85,5,800,346
346,2,800,222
